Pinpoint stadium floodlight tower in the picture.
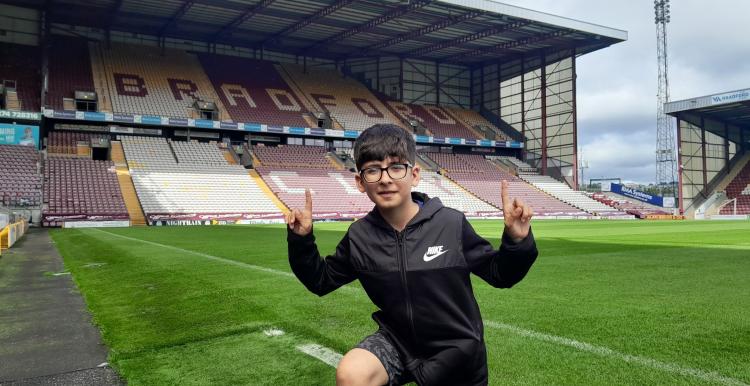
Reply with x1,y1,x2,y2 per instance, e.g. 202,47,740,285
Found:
654,0,676,197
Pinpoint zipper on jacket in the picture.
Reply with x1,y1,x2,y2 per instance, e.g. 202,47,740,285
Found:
396,230,418,346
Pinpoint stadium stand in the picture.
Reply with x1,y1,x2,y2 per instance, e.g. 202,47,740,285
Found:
91,43,228,119
46,37,95,111
417,171,500,214
720,159,750,215
47,131,110,155
0,43,41,111
257,167,373,216
169,139,227,166
42,157,129,226
281,64,406,131
519,174,624,215
198,55,311,127
253,144,339,169
424,152,586,216
253,144,372,217
591,192,670,218
0,145,42,208
385,100,482,139
492,156,537,174
444,107,511,141
120,136,281,218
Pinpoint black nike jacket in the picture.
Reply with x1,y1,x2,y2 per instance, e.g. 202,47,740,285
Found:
287,192,538,385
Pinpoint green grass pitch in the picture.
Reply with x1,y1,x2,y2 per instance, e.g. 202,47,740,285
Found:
49,220,750,385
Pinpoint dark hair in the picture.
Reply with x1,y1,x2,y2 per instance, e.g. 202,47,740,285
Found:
353,124,415,170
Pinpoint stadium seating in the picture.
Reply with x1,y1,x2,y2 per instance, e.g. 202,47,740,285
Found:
253,144,338,169
120,136,280,217
169,139,227,166
253,144,369,217
257,167,373,216
198,55,311,127
444,107,511,141
0,43,41,111
42,157,129,225
47,131,110,155
0,145,42,207
281,64,406,131
519,175,624,216
92,43,227,118
720,159,750,215
424,152,586,216
417,171,500,213
120,135,178,169
385,100,482,139
46,37,95,111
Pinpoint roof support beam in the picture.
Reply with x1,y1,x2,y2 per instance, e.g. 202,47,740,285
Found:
211,0,275,43
442,29,573,61
346,9,483,57
158,0,196,38
305,0,432,52
260,0,356,47
407,19,531,57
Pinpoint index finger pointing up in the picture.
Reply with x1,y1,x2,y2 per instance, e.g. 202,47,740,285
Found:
305,188,312,212
501,180,509,207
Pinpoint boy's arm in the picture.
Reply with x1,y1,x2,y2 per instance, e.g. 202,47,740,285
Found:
465,180,538,287
463,215,538,288
286,189,356,296
287,227,357,296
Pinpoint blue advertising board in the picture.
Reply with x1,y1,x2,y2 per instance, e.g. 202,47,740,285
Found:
610,183,674,208
0,123,40,148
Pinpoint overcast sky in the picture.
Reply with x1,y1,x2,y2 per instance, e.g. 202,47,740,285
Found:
499,0,750,184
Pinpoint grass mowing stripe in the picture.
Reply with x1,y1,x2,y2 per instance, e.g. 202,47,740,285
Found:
486,321,750,386
91,228,360,294
90,228,744,384
90,229,295,278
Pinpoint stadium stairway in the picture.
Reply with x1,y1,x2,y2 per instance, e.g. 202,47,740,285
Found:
326,153,346,170
111,141,147,226
222,149,238,165
5,90,21,110
248,169,289,213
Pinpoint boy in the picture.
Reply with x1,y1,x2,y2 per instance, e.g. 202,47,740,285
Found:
286,124,538,385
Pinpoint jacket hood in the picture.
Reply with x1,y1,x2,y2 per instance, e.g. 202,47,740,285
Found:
363,191,444,232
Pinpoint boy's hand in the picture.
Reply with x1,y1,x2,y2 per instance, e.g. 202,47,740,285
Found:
287,189,313,236
501,180,533,242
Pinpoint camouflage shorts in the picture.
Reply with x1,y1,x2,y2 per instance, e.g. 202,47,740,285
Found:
356,330,415,385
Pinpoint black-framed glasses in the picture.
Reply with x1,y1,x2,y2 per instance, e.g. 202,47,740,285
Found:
359,163,412,183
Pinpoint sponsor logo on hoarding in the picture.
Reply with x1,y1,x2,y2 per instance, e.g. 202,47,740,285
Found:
710,89,750,105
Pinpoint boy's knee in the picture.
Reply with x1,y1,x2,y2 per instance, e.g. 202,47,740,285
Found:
336,362,372,386
336,349,387,386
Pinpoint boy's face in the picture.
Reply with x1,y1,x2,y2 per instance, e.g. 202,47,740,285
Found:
355,156,420,212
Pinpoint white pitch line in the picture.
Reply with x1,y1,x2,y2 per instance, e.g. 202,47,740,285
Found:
263,328,342,368
91,229,295,278
486,321,749,386
296,344,343,368
89,229,747,385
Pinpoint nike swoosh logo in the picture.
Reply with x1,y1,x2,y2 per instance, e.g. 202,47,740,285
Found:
423,250,449,262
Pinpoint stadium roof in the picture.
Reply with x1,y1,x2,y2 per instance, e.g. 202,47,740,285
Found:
2,0,627,66
666,88,750,143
